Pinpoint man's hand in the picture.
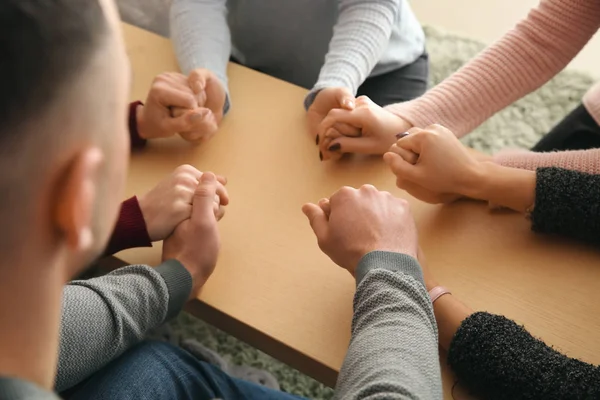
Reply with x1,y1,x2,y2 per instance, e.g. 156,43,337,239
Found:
307,87,357,159
138,165,229,242
302,185,418,276
162,172,224,298
175,68,227,143
137,72,215,140
318,96,412,160
384,125,485,204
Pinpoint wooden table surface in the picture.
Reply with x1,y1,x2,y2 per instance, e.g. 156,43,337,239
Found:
120,22,600,398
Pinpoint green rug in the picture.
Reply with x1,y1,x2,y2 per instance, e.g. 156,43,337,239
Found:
156,27,595,400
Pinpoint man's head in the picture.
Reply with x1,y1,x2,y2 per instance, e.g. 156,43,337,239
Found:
0,0,130,277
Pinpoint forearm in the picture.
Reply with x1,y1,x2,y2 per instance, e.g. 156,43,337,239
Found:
448,312,600,399
531,167,600,244
386,0,600,137
465,162,536,213
494,148,600,174
334,251,441,399
305,0,399,108
170,0,230,92
55,261,191,391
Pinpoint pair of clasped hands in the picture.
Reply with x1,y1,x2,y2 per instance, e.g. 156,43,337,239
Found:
144,73,491,297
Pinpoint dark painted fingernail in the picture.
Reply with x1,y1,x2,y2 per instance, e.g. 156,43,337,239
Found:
328,143,341,152
319,151,323,161
396,132,409,139
316,134,320,145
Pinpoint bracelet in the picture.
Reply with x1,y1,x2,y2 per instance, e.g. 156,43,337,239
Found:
428,286,451,304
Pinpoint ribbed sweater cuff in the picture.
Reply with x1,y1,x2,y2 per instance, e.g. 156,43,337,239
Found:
355,251,424,287
155,259,193,321
104,196,152,256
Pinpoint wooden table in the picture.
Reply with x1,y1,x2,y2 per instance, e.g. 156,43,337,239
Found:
120,23,600,398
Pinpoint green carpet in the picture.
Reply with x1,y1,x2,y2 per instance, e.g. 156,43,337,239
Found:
160,27,595,400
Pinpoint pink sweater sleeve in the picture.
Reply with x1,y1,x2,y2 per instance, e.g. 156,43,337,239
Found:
494,148,600,174
386,0,600,138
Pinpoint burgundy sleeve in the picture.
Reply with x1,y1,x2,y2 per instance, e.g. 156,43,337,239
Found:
104,196,152,256
129,101,147,150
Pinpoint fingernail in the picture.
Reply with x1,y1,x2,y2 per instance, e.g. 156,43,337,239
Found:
328,143,341,152
319,151,323,161
316,134,320,145
343,99,355,109
191,112,205,121
396,132,409,139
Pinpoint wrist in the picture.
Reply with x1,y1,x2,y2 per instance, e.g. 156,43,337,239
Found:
460,161,497,200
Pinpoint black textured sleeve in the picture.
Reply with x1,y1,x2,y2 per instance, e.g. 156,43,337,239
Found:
532,167,600,244
448,312,600,400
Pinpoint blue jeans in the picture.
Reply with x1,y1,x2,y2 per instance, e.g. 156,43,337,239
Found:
67,341,306,400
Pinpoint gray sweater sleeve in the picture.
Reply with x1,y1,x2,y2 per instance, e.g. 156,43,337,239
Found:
305,0,401,108
55,260,192,392
334,251,442,399
170,0,231,113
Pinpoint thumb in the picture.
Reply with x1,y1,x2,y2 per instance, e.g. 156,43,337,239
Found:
383,152,419,181
302,203,329,240
188,69,208,95
395,132,426,154
191,172,218,224
336,88,355,110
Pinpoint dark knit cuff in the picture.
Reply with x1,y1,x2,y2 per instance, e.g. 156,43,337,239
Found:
129,101,147,149
155,259,192,321
532,167,600,244
104,196,152,256
448,311,600,399
355,251,424,287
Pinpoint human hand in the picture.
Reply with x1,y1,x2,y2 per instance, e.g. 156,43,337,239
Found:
307,87,357,159
162,172,224,298
318,96,412,160
174,68,227,143
137,72,216,140
383,125,483,204
302,185,418,276
138,165,229,242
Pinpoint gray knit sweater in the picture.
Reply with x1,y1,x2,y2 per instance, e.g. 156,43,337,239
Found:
169,0,425,110
0,251,441,399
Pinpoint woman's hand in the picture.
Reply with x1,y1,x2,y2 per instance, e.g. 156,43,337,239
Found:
317,96,411,160
384,125,485,204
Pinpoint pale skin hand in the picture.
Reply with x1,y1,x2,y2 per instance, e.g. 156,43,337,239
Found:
136,72,216,140
138,165,229,242
172,68,227,143
384,124,535,211
318,96,412,160
162,172,224,299
307,87,357,160
302,184,419,275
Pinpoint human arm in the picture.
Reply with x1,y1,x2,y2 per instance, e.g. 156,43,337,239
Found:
304,0,401,109
55,262,192,391
103,166,228,256
385,0,600,137
170,0,230,115
302,186,441,399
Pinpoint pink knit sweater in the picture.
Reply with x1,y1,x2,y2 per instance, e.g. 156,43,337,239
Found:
386,0,600,174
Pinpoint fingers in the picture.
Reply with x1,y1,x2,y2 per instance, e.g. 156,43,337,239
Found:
155,86,197,109
177,110,219,142
335,88,355,110
318,198,331,218
383,152,419,181
388,144,418,165
325,136,383,155
188,69,209,95
302,203,329,239
394,130,427,154
215,182,230,206
191,172,219,224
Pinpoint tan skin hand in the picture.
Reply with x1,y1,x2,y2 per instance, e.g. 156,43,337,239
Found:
138,165,229,242
384,125,485,204
307,87,358,160
302,184,419,275
318,96,411,160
